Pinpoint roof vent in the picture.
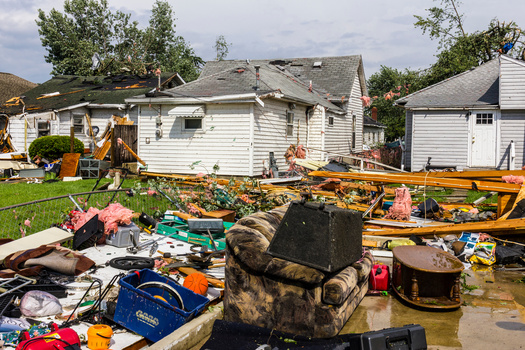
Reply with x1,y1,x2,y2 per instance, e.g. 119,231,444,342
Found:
313,61,322,68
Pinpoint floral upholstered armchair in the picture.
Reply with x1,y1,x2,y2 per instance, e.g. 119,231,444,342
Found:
224,207,373,338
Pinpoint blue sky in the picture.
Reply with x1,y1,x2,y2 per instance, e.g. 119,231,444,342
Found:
1,0,524,84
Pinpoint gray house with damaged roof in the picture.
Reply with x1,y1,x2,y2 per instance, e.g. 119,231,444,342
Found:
396,55,525,171
126,56,368,176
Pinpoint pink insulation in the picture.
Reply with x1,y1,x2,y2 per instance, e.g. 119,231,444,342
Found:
384,186,412,221
502,175,525,184
72,203,133,234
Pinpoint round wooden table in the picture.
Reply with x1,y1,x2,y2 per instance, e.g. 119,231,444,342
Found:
392,245,464,309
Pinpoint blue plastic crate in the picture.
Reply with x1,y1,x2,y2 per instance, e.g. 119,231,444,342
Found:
114,269,209,342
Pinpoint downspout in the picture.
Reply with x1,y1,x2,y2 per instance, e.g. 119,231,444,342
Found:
305,107,312,155
249,104,255,177
320,106,326,161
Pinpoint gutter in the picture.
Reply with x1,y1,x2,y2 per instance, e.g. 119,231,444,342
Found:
407,106,499,111
125,93,260,105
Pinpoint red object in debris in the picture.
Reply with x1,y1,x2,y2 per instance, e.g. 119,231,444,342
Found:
369,264,390,291
16,323,81,350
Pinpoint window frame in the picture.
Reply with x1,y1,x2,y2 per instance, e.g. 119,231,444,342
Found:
182,117,205,132
37,120,50,137
286,111,294,136
72,114,84,134
476,113,493,125
352,115,356,149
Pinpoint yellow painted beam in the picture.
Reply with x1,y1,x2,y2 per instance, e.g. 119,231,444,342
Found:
308,170,522,193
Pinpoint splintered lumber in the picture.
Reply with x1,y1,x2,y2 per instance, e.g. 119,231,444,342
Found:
401,169,525,182
93,130,112,160
308,170,522,193
365,217,525,237
117,138,146,166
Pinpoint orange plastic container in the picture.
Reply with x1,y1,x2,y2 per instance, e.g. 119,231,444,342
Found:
87,324,113,350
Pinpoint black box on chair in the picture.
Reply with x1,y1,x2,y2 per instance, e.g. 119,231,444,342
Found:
267,200,362,273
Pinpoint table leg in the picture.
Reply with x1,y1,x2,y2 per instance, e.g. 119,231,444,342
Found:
410,270,419,301
452,274,461,302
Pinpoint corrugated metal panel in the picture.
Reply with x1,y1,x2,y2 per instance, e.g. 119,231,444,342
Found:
139,103,252,176
411,111,469,171
499,110,525,169
500,57,525,110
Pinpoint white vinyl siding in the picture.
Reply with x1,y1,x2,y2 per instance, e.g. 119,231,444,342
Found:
347,74,364,152
411,111,469,171
499,110,525,169
500,56,525,110
323,111,352,156
252,99,307,175
138,103,252,176
306,106,325,160
404,110,413,170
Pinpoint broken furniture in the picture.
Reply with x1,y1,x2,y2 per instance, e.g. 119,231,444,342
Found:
224,207,372,338
267,200,363,272
391,245,464,309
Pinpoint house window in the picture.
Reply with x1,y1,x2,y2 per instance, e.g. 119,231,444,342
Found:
73,114,84,134
476,113,493,125
37,120,50,137
352,115,356,149
183,118,203,130
328,116,334,127
286,111,294,136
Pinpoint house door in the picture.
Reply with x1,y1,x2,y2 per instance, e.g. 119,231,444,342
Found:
470,112,497,167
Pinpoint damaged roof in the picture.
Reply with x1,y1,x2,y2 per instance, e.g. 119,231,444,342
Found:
200,55,367,101
0,73,183,115
129,63,344,112
0,73,37,105
363,115,386,128
396,59,500,109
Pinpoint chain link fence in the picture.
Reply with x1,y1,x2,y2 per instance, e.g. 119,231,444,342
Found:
0,188,174,239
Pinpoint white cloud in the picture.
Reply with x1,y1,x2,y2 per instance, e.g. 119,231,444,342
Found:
0,0,524,83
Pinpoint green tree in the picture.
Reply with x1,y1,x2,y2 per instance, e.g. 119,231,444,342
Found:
415,0,524,85
214,35,231,61
36,0,203,81
366,66,423,141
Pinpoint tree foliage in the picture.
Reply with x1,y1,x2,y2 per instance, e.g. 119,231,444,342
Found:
415,0,524,85
214,35,231,61
36,0,204,81
366,66,423,141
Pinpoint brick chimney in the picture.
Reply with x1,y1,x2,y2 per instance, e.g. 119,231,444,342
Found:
371,107,378,121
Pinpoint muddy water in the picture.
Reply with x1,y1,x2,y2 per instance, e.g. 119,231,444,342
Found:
342,268,525,349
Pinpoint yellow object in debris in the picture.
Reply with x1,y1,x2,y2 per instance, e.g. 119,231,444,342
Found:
387,239,416,250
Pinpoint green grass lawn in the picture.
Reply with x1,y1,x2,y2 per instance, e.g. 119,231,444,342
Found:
0,178,139,207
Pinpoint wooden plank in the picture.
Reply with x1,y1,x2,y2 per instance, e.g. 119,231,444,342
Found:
308,170,522,193
365,217,525,237
93,130,112,160
0,227,73,262
400,169,525,181
498,193,517,219
59,153,80,178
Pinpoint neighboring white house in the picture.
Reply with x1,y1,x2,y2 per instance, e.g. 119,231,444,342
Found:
0,73,183,153
396,55,525,171
363,114,386,148
126,56,369,177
